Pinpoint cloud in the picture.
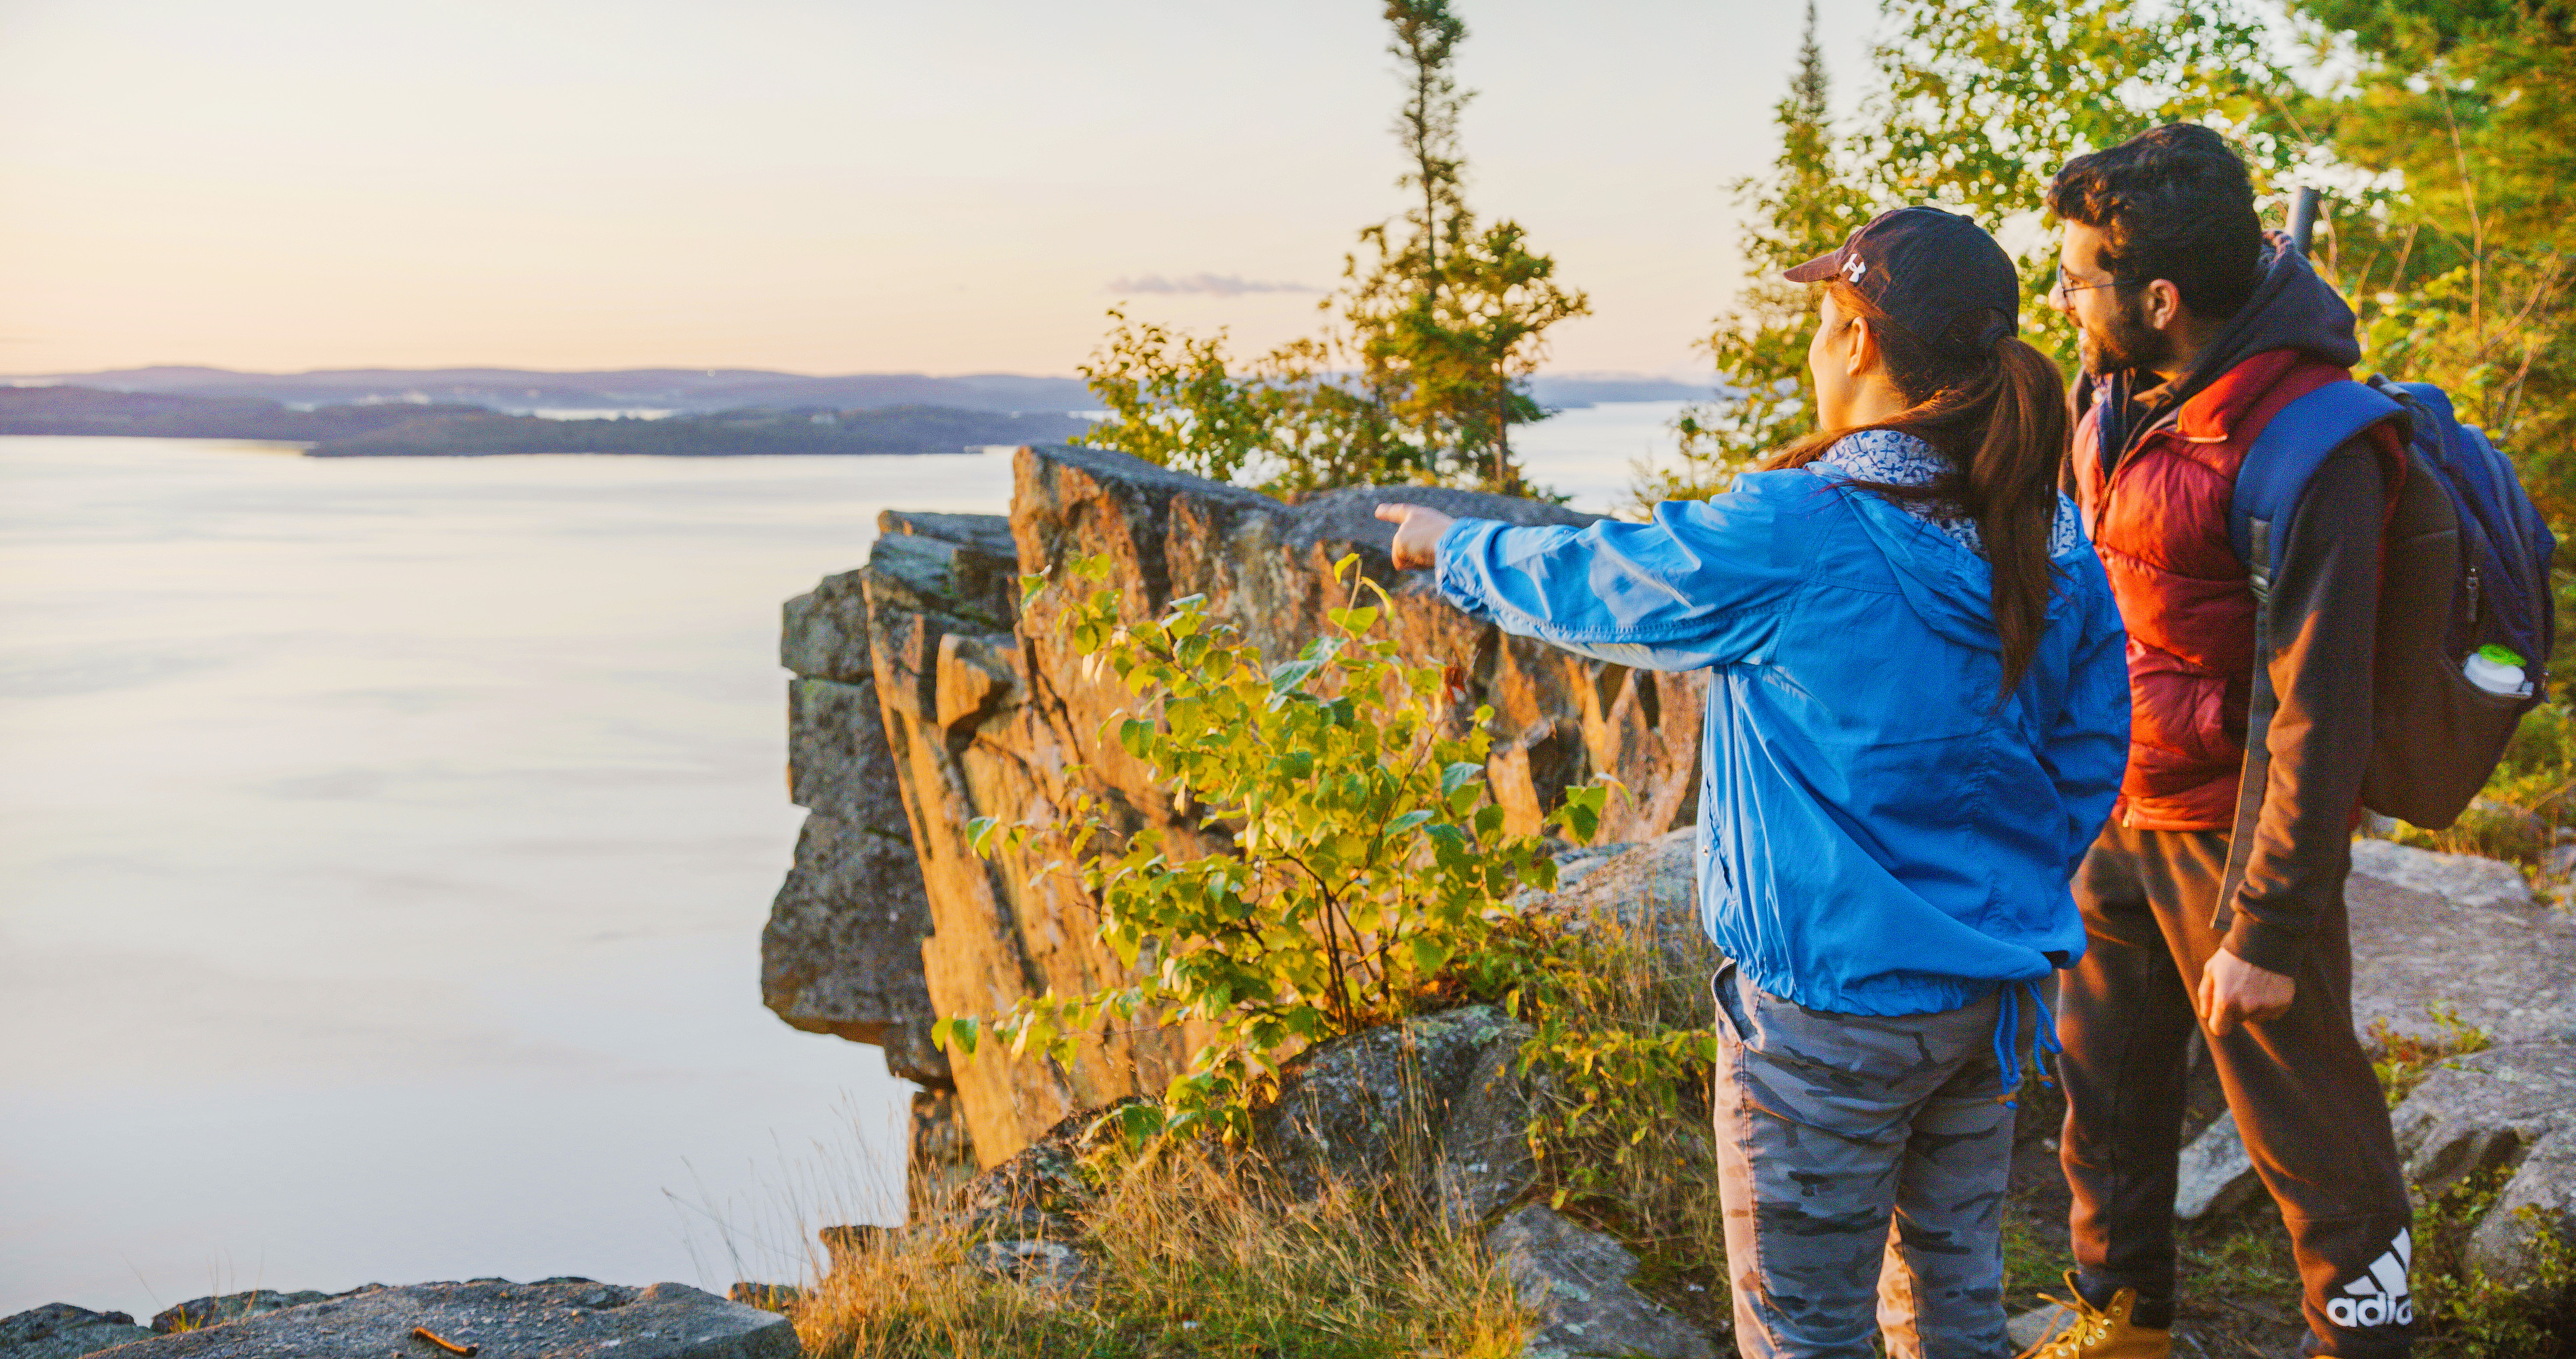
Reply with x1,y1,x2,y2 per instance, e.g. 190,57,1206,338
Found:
1106,272,1322,297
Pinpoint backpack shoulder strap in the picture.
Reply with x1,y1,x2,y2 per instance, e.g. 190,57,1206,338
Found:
2230,380,2407,596
2213,379,2406,937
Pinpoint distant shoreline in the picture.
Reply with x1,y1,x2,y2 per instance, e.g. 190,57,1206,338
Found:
0,386,1092,457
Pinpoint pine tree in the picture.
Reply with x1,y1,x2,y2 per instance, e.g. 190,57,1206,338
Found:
1346,0,1588,493
1633,2,1866,509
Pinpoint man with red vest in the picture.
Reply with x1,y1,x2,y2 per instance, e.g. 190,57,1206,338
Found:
2019,126,2415,1359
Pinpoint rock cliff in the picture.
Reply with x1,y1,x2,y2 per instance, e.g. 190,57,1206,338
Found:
763,445,1707,1169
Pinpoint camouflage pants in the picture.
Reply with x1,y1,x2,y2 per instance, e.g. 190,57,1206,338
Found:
1712,961,2022,1359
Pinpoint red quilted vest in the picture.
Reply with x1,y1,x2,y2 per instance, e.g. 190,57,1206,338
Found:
2073,349,2357,830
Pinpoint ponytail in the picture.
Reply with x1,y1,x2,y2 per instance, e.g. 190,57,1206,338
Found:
1762,281,2071,696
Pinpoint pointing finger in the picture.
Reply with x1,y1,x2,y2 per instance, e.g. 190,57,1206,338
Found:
1374,504,1411,523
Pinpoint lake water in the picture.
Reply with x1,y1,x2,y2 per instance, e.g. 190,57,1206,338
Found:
0,402,1687,1317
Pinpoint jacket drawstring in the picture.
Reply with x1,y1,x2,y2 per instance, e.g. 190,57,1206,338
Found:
1994,979,2063,1108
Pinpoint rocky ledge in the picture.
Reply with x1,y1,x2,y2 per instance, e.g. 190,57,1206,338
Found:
762,445,1710,1172
0,1282,797,1359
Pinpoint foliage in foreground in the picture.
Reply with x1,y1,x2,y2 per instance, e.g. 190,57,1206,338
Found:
943,556,1603,1140
792,1139,1529,1359
2411,1169,2576,1358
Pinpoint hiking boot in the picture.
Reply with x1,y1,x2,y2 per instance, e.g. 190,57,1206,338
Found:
2016,1270,2171,1359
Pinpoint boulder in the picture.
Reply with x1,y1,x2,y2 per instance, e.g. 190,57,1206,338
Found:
0,1304,152,1359
724,1284,800,1313
2390,1038,2576,1298
1484,1205,1716,1359
2173,1110,2262,1222
779,567,873,684
1522,831,1713,981
759,813,941,1083
2345,845,2574,1051
101,1280,796,1358
2349,839,2534,912
1252,1005,1542,1226
964,1239,1092,1296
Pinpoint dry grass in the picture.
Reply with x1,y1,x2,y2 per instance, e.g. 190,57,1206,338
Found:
792,1141,1530,1359
1495,873,1731,1319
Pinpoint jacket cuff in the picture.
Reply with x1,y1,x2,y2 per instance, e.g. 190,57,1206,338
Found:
1431,518,1497,614
2222,911,2308,977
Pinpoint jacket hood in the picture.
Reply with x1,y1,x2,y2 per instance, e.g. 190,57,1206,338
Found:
2077,230,2362,455
1819,471,2090,663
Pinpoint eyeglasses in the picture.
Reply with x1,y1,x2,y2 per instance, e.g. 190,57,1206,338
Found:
2052,267,2120,300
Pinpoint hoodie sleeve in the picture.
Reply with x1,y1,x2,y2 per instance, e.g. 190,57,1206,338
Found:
2040,566,2133,876
2224,442,2386,974
1433,483,1811,671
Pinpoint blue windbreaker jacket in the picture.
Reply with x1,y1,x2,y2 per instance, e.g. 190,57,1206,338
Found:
1436,467,2131,1019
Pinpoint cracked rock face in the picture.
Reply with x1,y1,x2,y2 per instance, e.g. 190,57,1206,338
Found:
2392,1038,2576,1298
83,1281,797,1359
762,563,946,1089
791,446,1709,1168
2161,843,2576,1309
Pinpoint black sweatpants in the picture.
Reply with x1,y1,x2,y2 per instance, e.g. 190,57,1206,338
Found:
2058,824,2415,1356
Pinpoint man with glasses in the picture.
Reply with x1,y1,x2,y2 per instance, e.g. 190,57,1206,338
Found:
2020,125,2415,1359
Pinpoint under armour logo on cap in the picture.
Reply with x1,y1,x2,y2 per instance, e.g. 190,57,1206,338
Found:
1843,257,1868,283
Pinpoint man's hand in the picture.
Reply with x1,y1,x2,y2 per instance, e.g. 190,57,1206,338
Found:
2197,948,2296,1037
1375,503,1456,571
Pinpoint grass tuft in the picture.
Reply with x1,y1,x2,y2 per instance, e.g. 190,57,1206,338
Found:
791,1141,1530,1359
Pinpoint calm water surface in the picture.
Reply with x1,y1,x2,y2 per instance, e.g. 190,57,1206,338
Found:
0,406,1680,1315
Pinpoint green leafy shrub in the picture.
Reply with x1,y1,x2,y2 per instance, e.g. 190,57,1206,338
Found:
2412,1169,2576,1357
939,555,1604,1141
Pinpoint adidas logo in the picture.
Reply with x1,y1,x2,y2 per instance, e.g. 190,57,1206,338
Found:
2325,1228,2413,1329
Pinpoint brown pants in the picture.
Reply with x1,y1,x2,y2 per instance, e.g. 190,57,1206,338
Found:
2058,825,2415,1357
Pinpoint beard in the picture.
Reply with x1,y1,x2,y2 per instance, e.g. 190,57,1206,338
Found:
2078,290,2177,377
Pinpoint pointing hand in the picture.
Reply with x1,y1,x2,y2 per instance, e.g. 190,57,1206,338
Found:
1374,503,1455,571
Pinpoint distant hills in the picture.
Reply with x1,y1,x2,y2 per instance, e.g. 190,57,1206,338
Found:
0,386,1092,457
0,365,1708,458
6,366,1706,414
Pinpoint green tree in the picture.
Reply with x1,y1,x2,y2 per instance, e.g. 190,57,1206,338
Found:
1342,0,1591,494
1634,2,1870,508
1864,0,2299,379
1084,0,1587,497
2291,0,2576,519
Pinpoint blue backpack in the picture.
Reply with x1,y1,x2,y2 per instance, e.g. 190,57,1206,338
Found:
2222,376,2556,856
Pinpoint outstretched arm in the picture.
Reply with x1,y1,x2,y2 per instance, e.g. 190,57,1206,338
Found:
1376,486,1810,672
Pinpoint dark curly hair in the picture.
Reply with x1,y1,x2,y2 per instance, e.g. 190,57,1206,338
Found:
2046,124,2262,319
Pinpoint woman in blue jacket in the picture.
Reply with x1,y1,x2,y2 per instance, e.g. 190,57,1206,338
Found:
1378,208,2129,1359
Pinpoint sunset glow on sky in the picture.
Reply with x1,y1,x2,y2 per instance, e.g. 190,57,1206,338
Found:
1,0,1879,378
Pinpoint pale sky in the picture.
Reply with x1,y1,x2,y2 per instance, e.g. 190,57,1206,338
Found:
1,0,1881,377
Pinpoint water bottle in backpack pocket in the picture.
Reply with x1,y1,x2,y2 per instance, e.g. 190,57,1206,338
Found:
2229,376,2557,831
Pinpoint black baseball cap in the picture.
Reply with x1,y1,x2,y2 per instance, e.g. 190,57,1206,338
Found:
1784,206,2020,356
